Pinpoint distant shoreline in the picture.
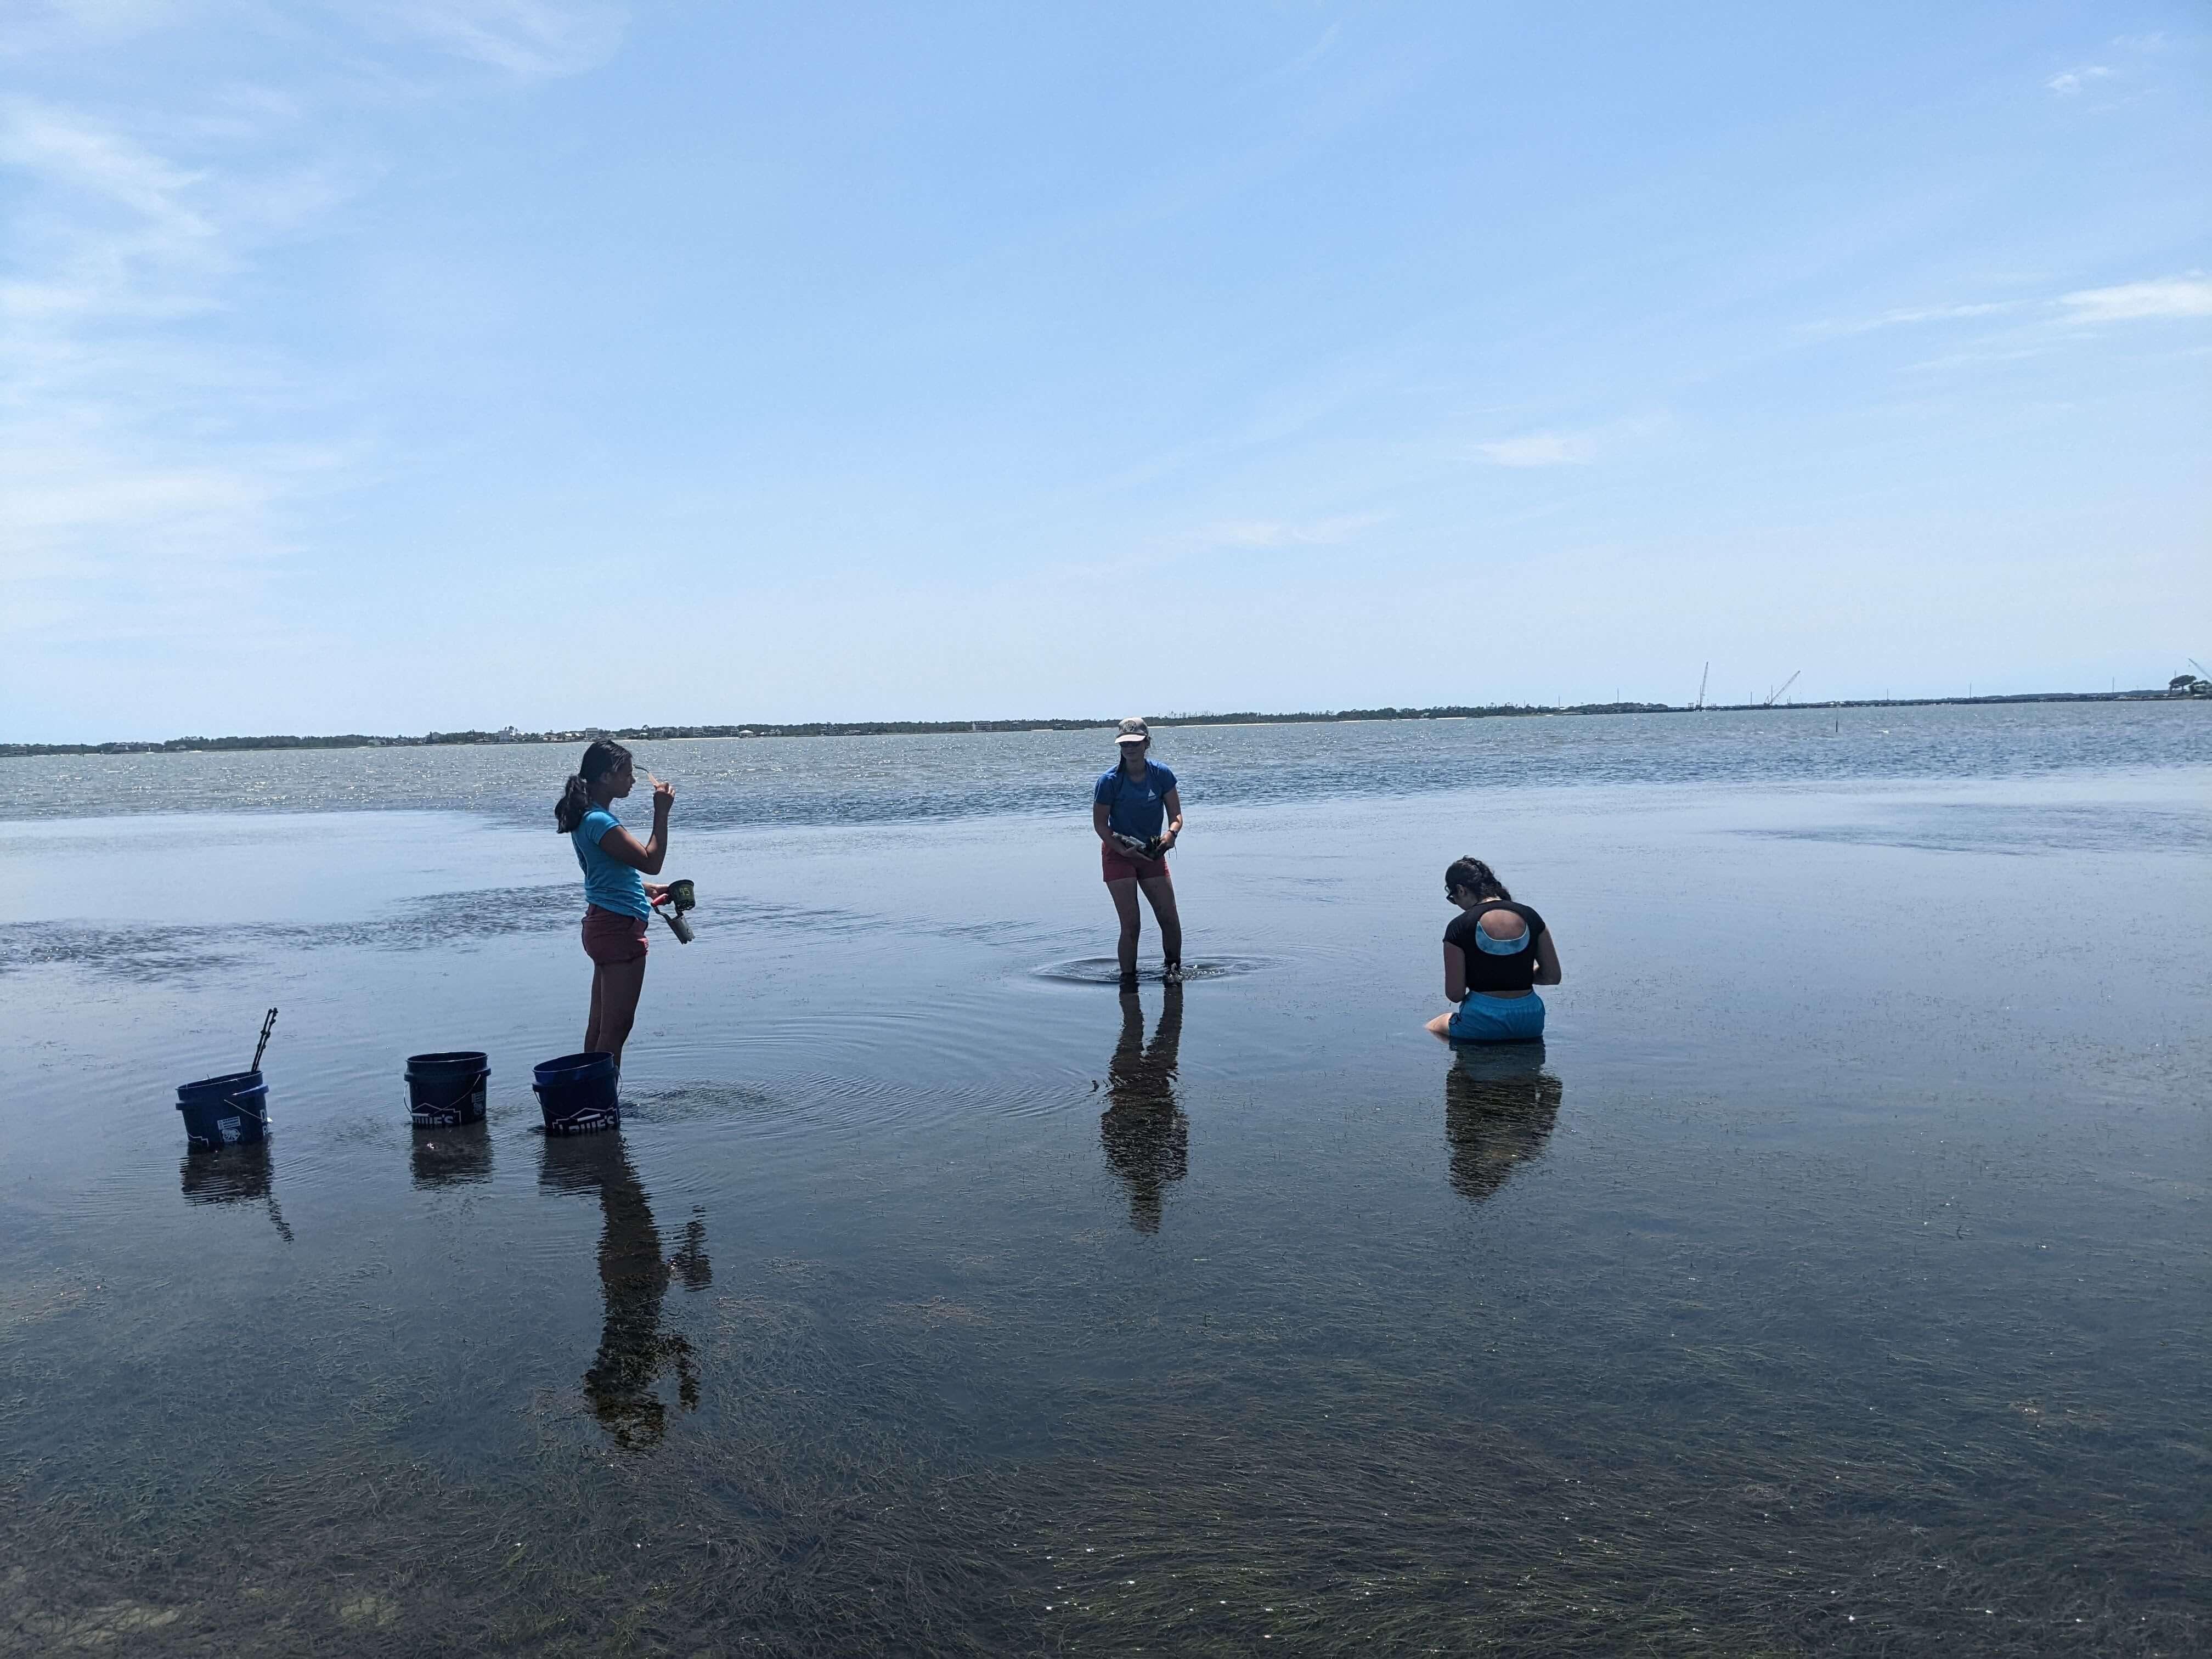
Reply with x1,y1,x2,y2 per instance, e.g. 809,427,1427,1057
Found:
3,687,2198,759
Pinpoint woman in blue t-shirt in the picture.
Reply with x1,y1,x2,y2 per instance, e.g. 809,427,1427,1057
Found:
554,740,675,1066
1092,717,1184,992
1424,855,1562,1044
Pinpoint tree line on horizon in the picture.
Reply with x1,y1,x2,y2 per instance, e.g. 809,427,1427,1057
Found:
1,686,2190,758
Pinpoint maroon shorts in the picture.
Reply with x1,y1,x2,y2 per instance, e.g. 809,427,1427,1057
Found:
581,905,649,966
1101,842,1170,884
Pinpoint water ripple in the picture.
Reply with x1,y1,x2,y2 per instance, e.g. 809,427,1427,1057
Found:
1030,956,1276,986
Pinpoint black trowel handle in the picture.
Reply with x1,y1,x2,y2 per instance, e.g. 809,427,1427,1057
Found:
251,1007,278,1073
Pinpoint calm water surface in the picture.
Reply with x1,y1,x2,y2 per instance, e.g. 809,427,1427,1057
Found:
1,705,2206,1656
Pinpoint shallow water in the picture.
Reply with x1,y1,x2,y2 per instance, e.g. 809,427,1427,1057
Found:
9,699,2207,829
1,705,2207,1656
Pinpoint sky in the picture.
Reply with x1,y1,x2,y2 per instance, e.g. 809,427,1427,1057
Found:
2,1,2207,740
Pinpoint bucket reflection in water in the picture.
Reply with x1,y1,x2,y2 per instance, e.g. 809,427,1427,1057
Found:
178,1142,293,1242
410,1121,494,1189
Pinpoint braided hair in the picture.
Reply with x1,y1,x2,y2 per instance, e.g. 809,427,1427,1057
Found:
554,740,633,834
1444,856,1511,903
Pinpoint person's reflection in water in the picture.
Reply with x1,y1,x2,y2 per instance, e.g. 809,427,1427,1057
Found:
1443,1041,1562,1205
538,1136,707,1449
672,1205,712,1291
1100,983,1187,1233
179,1143,292,1242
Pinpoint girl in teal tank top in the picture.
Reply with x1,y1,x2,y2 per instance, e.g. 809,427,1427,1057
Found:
554,740,675,1066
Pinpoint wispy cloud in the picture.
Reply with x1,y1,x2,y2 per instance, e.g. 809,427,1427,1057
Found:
0,97,354,641
2044,64,2113,96
1042,510,1385,581
2059,276,2212,322
2045,32,2177,100
368,0,629,79
1174,512,1385,550
1899,344,2056,376
5,1,630,76
1802,300,2029,337
0,4,630,654
1810,276,2212,342
0,1,187,54
1475,432,1593,468
1269,21,1342,83
0,100,225,321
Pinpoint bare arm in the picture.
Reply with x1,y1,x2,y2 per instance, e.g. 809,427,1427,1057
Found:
1532,928,1562,985
597,820,668,877
1093,800,1116,845
1443,942,1468,1003
597,776,675,876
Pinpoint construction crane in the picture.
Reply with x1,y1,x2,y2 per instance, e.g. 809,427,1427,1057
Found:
1694,662,1708,710
1762,670,1801,707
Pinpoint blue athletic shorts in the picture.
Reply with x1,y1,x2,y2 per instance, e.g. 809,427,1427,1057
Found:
1447,991,1545,1044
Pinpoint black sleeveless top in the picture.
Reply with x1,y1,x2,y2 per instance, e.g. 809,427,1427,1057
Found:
1443,901,1547,995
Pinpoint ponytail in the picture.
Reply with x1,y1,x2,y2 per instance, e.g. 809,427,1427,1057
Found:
554,773,592,834
554,739,633,833
1444,856,1511,902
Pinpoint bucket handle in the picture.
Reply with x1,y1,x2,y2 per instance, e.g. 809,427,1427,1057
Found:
409,1070,486,1118
412,1068,489,1090
532,1084,586,1109
220,1090,268,1128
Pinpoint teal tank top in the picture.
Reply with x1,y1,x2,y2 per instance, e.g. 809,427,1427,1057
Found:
572,807,650,918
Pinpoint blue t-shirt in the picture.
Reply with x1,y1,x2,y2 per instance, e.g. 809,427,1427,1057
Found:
1094,761,1177,839
572,808,650,918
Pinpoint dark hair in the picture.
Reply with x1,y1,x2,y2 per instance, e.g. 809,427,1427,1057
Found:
1444,856,1511,902
554,740,633,834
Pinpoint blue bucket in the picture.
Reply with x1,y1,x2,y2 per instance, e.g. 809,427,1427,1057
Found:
405,1051,489,1126
533,1051,618,1135
177,1070,269,1150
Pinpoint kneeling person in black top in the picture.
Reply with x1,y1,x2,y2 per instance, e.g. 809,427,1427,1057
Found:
1424,856,1562,1043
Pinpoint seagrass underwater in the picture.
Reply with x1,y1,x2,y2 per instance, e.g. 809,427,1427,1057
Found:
0,703,2205,1655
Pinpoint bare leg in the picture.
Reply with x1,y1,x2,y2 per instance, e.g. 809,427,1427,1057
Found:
1107,877,1143,977
1138,876,1182,968
585,965,607,1053
593,956,650,1065
1425,1011,1455,1040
